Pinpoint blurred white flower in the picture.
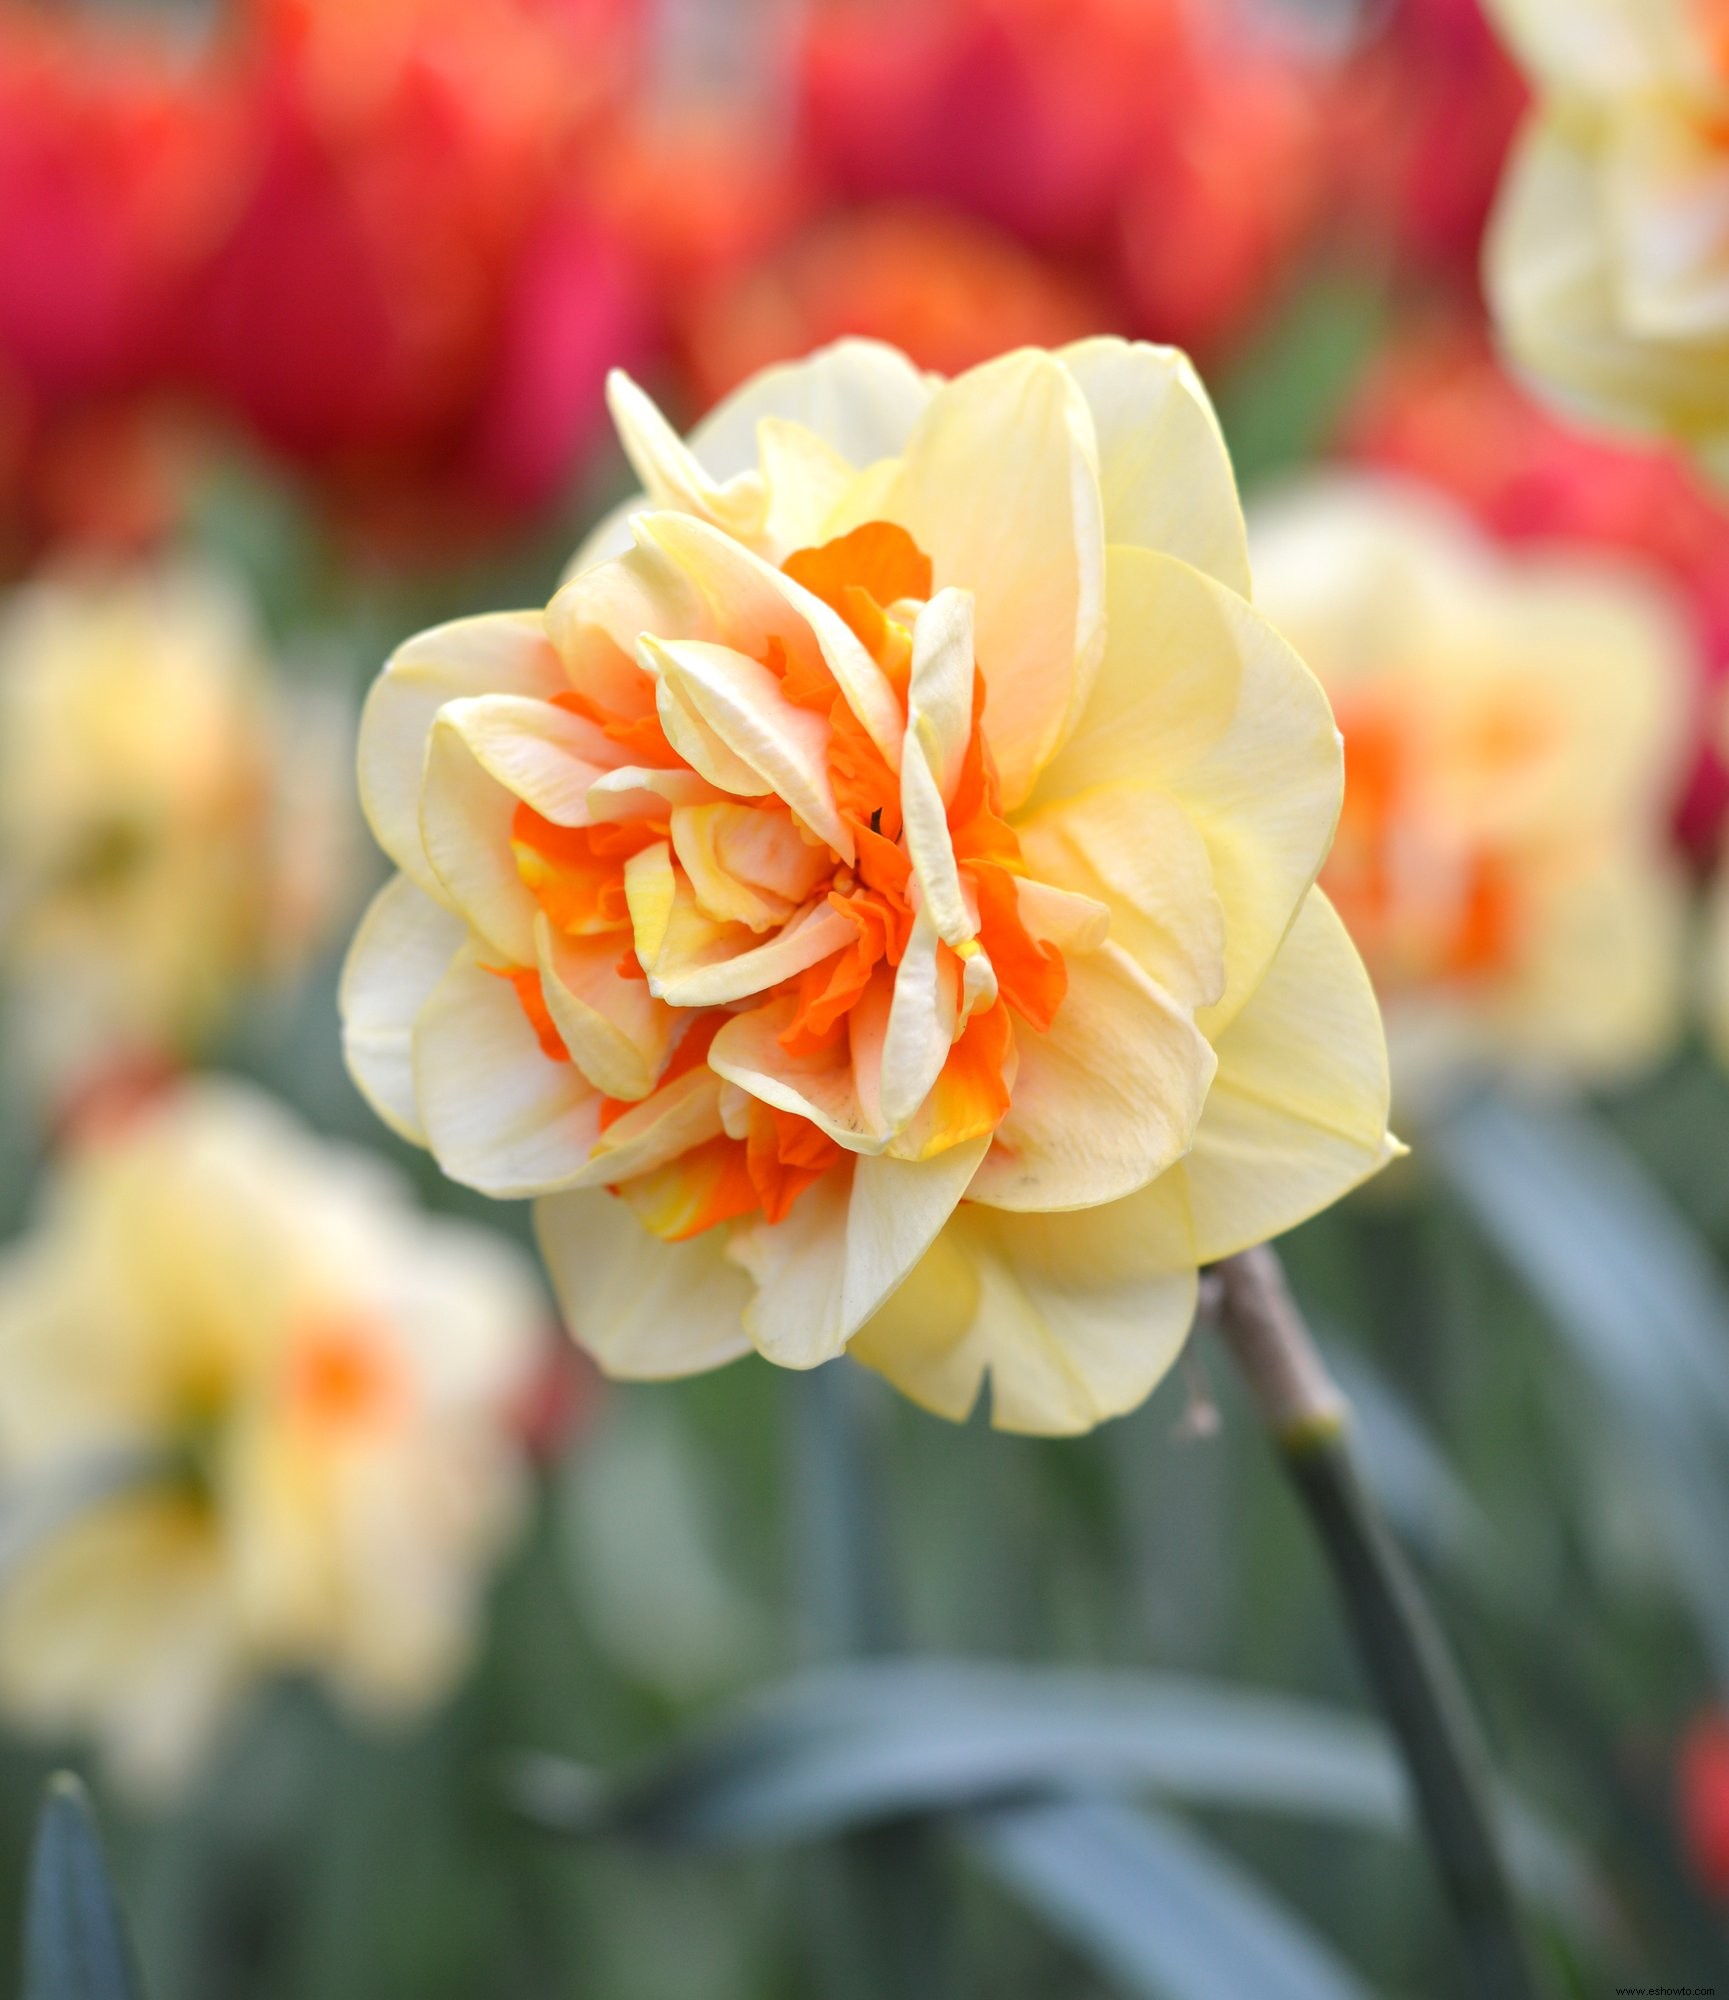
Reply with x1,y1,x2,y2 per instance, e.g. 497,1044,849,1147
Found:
0,1077,545,1795
1251,473,1693,1115
0,565,353,1106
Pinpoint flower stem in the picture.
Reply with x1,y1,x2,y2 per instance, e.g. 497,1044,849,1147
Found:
1211,1247,1548,2000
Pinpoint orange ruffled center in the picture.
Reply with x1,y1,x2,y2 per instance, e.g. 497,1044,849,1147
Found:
498,520,1073,1237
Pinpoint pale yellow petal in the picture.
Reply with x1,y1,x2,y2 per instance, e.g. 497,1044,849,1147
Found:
1182,888,1399,1264
1035,546,1341,1033
729,1138,990,1367
535,1189,753,1377
969,942,1215,1211
854,1174,1198,1435
412,945,601,1197
758,417,859,555
1059,336,1251,596
883,349,1105,807
339,873,466,1145
1016,781,1227,1013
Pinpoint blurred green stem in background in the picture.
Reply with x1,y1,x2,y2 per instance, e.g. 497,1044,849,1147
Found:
1212,1248,1547,2000
788,1364,951,2000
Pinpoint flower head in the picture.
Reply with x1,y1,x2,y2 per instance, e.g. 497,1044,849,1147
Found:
1484,0,1729,474
0,563,348,1104
1251,472,1691,1110
0,1079,543,1793
344,338,1398,1434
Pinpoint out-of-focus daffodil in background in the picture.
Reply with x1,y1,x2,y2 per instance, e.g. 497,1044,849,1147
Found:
4,0,1729,1995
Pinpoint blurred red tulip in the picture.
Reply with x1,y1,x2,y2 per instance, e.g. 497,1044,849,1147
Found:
1679,1711,1729,1897
684,204,1111,412
184,0,654,537
1332,0,1527,291
1112,43,1328,358
0,8,240,398
798,0,1185,253
796,0,1330,358
1345,324,1729,859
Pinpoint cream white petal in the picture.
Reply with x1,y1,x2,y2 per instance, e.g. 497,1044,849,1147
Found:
579,1065,728,1186
639,511,903,769
358,612,563,897
878,907,961,1134
728,1137,990,1367
585,764,724,821
643,637,852,857
686,336,934,481
420,712,542,965
1484,0,1708,95
546,533,716,704
969,942,1216,1212
434,693,613,826
1182,889,1400,1265
900,589,979,951
905,589,975,801
670,801,832,932
1488,115,1729,446
643,872,855,1009
1604,103,1729,341
1059,336,1251,596
607,369,768,544
883,349,1106,807
535,1189,753,1377
412,945,602,1198
709,994,887,1152
535,916,673,1102
1035,546,1340,1034
339,874,467,1145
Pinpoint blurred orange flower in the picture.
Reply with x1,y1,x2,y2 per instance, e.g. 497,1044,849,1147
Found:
683,206,1110,411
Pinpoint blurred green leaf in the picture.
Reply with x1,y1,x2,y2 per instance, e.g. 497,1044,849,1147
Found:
971,1798,1372,2000
1432,1094,1729,1681
22,1775,143,2000
507,1661,1596,1934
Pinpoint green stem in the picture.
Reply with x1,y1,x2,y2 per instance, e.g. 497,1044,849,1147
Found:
1212,1247,1547,2000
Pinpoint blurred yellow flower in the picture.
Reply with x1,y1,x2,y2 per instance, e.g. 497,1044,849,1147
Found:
343,338,1398,1435
1485,0,1729,473
1251,474,1692,1112
0,566,349,1104
0,1078,543,1794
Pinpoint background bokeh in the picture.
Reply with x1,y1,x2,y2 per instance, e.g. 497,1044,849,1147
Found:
5,0,1729,1994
